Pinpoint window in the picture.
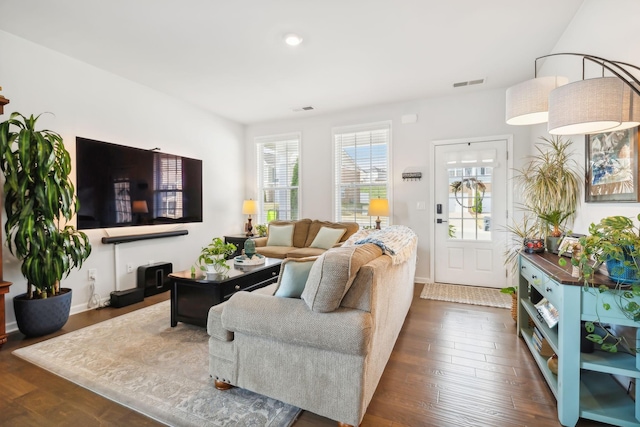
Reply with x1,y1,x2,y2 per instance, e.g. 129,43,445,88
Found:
256,133,300,222
334,122,391,228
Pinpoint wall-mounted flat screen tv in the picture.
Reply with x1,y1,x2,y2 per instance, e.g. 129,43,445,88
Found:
75,137,203,230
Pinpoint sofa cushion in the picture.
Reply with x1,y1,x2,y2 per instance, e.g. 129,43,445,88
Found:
267,219,311,248
304,220,359,247
267,224,295,247
309,226,347,250
274,257,317,298
301,243,382,312
285,247,327,258
256,246,294,258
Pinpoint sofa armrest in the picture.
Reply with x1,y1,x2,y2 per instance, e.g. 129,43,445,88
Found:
253,236,268,247
221,292,372,355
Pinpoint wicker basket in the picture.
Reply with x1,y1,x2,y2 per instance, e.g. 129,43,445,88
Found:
511,293,535,326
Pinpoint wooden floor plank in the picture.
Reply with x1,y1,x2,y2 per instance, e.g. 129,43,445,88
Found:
0,285,611,426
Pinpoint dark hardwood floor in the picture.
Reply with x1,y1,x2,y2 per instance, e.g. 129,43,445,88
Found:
0,285,611,426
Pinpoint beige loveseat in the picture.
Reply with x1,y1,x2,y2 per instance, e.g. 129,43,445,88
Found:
207,226,418,426
254,218,359,259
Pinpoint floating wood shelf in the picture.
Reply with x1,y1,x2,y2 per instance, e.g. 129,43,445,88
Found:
0,95,9,115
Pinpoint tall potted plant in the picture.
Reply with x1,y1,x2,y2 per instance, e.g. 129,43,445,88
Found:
0,113,91,337
504,135,582,271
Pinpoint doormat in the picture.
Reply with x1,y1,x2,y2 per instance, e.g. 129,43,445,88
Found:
13,300,300,426
419,282,511,309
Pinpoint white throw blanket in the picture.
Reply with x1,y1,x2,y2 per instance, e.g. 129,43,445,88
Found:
345,225,417,265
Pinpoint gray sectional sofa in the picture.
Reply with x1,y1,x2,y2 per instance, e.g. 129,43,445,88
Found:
207,226,418,426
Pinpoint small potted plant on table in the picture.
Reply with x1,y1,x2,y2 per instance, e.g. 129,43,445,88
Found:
198,237,236,275
538,210,573,254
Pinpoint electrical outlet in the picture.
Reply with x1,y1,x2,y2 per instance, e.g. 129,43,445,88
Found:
126,263,134,273
88,269,97,280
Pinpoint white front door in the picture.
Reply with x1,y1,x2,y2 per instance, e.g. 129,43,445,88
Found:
433,138,510,288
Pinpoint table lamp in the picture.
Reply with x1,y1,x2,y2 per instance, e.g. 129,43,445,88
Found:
242,199,258,236
368,198,389,230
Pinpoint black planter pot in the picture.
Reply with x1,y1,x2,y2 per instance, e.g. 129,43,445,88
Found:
13,288,72,337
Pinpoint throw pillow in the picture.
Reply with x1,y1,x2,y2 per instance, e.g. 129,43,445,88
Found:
309,226,347,250
301,243,382,312
274,257,317,298
266,224,295,247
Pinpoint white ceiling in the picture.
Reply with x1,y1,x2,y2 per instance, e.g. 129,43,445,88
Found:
0,0,584,124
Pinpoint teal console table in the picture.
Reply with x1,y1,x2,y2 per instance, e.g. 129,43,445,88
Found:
519,252,640,427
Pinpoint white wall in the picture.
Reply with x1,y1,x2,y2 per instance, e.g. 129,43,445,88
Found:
0,30,246,331
245,89,533,282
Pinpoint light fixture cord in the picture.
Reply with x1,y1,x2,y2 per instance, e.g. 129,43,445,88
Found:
533,53,640,97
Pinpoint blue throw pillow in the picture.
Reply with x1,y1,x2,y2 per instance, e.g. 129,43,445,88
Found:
274,257,317,298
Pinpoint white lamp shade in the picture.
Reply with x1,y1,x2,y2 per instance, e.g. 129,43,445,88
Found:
242,199,258,215
505,76,568,125
600,82,640,132
368,199,389,217
548,77,623,135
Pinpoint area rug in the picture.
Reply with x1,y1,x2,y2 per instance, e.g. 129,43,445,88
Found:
419,282,511,309
13,300,300,426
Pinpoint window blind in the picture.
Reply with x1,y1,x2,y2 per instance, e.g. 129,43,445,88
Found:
334,123,390,228
256,133,300,222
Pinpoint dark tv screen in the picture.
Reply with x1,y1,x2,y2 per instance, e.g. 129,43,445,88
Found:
75,137,203,230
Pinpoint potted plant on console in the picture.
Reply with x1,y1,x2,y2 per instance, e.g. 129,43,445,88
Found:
538,209,573,254
198,237,236,275
572,214,640,352
0,113,92,337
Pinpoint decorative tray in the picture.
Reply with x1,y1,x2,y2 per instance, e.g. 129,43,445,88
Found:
234,254,266,265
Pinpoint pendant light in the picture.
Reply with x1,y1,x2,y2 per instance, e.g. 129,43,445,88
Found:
548,77,624,135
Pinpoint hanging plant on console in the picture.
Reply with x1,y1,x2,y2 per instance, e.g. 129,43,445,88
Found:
568,214,640,352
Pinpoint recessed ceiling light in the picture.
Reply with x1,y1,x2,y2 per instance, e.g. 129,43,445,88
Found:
284,33,303,46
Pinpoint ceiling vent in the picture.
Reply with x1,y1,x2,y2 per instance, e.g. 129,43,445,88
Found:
292,106,315,112
453,78,485,88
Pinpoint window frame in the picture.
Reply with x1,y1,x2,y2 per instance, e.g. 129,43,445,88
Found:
332,121,392,228
255,132,301,223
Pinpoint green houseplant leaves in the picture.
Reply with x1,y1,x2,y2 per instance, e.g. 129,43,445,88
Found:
0,113,91,299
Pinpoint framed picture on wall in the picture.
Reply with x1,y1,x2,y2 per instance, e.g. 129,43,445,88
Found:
585,126,640,202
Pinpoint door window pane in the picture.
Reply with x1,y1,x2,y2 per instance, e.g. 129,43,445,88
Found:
447,166,492,241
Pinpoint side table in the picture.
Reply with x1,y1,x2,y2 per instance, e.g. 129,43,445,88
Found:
0,280,12,349
225,234,258,258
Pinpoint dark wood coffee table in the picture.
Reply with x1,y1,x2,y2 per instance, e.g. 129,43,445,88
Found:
168,257,281,327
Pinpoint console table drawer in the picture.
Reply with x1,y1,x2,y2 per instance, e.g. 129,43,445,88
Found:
520,257,545,286
520,257,562,307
